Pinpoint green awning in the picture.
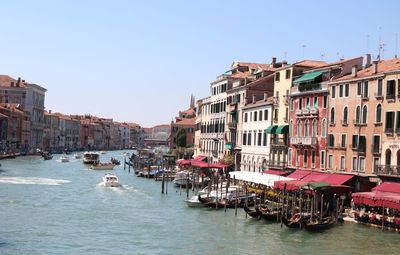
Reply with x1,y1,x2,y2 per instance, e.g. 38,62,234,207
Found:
293,71,323,84
229,110,237,115
265,125,278,134
302,182,330,190
275,125,289,134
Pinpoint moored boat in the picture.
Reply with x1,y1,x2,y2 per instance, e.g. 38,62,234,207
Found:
102,173,120,187
90,162,115,170
244,205,261,218
185,195,203,207
83,152,100,164
74,153,83,159
304,216,336,231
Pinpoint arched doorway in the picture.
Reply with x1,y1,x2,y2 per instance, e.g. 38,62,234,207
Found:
385,149,392,166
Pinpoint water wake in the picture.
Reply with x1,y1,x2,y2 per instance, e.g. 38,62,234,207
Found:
0,176,71,186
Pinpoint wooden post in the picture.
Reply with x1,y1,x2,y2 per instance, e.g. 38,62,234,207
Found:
186,173,190,199
161,173,165,194
235,186,238,216
320,194,324,222
124,157,126,170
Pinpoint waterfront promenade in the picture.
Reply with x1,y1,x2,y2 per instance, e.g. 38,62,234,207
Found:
1,151,400,255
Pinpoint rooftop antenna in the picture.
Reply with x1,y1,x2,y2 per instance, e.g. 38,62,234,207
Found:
395,33,398,58
377,26,383,60
320,53,325,60
301,45,306,59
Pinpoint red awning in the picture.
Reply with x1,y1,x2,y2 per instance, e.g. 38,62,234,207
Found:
192,155,207,162
301,172,327,182
352,191,400,210
322,173,353,185
208,163,230,169
274,180,308,191
191,160,209,168
287,169,312,180
263,170,289,176
372,182,400,194
176,159,191,166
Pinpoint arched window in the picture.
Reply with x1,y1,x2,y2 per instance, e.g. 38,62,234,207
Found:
305,120,309,136
330,108,335,124
298,120,302,137
343,107,348,123
289,120,293,137
322,119,327,137
362,105,368,124
376,104,382,123
385,149,392,166
356,105,361,124
312,119,317,137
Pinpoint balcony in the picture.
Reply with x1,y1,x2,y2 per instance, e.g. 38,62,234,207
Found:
375,165,400,177
290,136,317,146
371,144,381,154
273,118,278,123
329,121,336,127
295,109,303,116
385,128,394,135
228,121,237,130
270,138,288,147
309,108,319,115
341,119,348,126
267,160,287,169
374,92,383,99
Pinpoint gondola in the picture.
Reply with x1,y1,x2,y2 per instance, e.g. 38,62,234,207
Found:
41,151,53,160
111,158,120,165
256,206,281,222
304,216,336,231
244,205,260,218
282,214,302,229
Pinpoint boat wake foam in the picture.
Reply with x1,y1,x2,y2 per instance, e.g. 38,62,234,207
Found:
0,177,71,186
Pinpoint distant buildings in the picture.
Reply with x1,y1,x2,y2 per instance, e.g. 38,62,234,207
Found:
170,95,196,149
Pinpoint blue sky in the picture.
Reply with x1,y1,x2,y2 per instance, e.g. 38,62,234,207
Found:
1,0,399,127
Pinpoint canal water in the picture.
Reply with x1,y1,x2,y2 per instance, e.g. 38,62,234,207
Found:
0,150,399,255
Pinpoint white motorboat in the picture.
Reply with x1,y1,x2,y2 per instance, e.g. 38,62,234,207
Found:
74,153,83,159
59,155,69,163
83,152,100,164
100,151,107,155
123,152,130,157
90,162,115,170
184,195,203,207
173,171,190,187
102,173,120,187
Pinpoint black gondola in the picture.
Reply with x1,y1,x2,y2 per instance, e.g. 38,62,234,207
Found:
111,158,120,165
256,206,281,222
282,214,302,229
244,205,260,218
304,216,336,231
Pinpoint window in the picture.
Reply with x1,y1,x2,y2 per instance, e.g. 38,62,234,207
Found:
288,149,292,167
286,69,291,79
387,80,396,99
306,97,310,110
357,82,362,96
313,96,318,109
323,95,328,108
274,109,278,120
305,120,309,136
340,156,345,170
247,132,252,146
377,79,383,96
275,72,280,82
332,86,336,98
352,157,358,171
250,112,252,122
363,81,369,98
343,107,348,124
304,150,308,166
254,131,257,145
339,85,343,98
359,136,366,152
285,108,289,121
362,105,368,124
254,111,257,121
376,104,382,123
373,135,380,153
396,111,400,130
312,151,316,168
312,119,317,137
385,111,395,132
259,110,262,121
355,106,361,124
328,134,335,147
328,155,333,169
320,151,326,168
263,131,267,146
296,149,300,167
352,135,358,149
290,99,294,111
322,119,327,137
242,133,247,146
297,120,302,136
264,110,268,120
359,157,365,171
330,108,335,125
244,113,248,122
257,132,262,146
345,83,349,97
299,98,303,110
289,120,293,137
341,134,346,147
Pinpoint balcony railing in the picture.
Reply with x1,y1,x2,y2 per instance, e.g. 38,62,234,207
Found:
228,121,237,130
375,165,400,177
385,128,394,134
290,136,317,146
329,121,336,127
374,92,383,99
309,108,319,115
387,94,395,101
295,109,303,115
270,138,288,147
267,160,287,169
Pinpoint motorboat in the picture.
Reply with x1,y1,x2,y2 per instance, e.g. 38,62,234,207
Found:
111,157,120,165
41,151,53,160
173,171,190,188
60,155,69,163
74,153,83,159
102,173,120,187
100,151,107,155
90,162,115,170
185,195,203,207
123,152,130,157
83,152,100,164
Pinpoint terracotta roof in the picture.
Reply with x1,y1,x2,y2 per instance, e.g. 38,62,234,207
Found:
334,57,400,82
153,124,170,129
294,60,327,68
0,103,25,114
181,108,195,116
314,57,362,69
0,75,27,88
235,62,275,71
173,117,195,126
243,96,274,109
229,71,252,79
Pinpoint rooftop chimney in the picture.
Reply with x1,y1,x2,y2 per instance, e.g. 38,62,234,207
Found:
351,65,357,77
372,61,378,74
271,57,277,68
264,92,268,101
365,54,371,68
17,77,21,87
49,110,52,114
252,94,256,104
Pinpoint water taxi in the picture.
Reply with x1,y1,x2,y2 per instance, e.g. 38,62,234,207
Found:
102,173,120,187
90,162,115,170
83,152,100,164
60,155,69,163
